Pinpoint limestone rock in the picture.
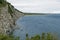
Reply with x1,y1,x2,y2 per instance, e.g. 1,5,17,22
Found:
0,3,24,34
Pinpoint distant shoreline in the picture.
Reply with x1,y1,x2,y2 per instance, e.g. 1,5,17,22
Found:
23,13,60,15
23,13,47,15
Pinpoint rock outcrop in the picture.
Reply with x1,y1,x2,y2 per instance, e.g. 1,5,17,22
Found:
0,2,24,34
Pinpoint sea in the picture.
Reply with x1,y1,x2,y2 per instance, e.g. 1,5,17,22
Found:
13,14,60,40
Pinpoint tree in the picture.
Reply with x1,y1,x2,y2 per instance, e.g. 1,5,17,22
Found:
41,33,45,40
26,33,30,40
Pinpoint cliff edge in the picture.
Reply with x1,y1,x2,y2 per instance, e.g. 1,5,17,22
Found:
0,0,24,34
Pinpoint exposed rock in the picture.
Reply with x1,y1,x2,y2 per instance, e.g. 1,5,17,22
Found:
0,2,24,34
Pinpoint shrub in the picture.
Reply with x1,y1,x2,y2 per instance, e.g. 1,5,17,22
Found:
26,33,58,40
0,0,7,7
0,34,20,40
30,35,40,40
0,0,4,4
26,33,30,40
41,33,45,40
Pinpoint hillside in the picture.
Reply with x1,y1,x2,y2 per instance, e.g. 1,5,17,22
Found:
0,0,24,34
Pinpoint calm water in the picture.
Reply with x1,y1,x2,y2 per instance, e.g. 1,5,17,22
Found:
13,14,60,40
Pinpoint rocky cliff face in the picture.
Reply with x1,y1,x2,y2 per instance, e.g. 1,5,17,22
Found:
0,3,24,34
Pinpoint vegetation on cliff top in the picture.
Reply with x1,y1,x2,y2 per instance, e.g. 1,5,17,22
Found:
0,0,7,7
0,0,5,4
0,0,14,17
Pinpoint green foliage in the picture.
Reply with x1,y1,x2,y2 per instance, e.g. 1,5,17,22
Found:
8,4,14,17
46,33,52,40
0,34,20,40
25,33,58,40
26,33,28,37
0,0,4,4
8,2,15,17
8,5,13,14
0,0,7,7
26,33,30,40
0,33,58,40
41,33,45,40
30,35,40,40
15,37,20,40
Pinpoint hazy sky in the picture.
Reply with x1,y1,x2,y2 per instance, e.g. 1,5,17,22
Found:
7,0,60,13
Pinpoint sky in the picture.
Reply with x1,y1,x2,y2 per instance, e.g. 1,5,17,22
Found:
7,0,60,13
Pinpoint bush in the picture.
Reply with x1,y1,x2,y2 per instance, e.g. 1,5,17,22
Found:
0,34,20,40
0,0,4,4
0,0,7,7
41,33,45,40
30,35,40,40
0,33,58,40
26,33,30,40
25,33,58,40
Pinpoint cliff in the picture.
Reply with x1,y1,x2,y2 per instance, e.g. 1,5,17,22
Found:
0,1,24,34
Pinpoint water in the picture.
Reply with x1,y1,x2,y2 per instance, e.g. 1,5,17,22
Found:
13,14,60,40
